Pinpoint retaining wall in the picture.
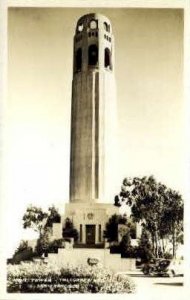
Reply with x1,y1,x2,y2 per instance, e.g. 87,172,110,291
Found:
47,248,136,272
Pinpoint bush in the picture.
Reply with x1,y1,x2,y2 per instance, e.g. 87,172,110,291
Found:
12,248,34,264
163,252,173,259
35,229,51,256
47,239,65,253
7,262,136,293
135,246,154,263
121,246,137,258
11,241,35,264
110,244,121,254
136,228,154,263
14,240,29,253
62,218,78,242
104,214,127,242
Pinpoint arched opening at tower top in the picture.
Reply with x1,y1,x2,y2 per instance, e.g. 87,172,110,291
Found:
104,22,110,32
89,20,97,29
77,23,83,32
76,48,82,72
88,44,98,66
104,48,112,69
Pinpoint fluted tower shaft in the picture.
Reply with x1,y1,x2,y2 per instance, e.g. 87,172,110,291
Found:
70,14,117,203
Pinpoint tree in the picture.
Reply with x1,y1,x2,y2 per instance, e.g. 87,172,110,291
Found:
23,204,61,233
137,228,154,262
23,205,48,238
45,205,61,228
115,176,183,258
35,227,51,256
160,189,183,257
120,231,132,257
22,205,62,256
104,214,127,242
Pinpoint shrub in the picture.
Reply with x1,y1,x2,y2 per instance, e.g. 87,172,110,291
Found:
15,240,29,253
12,241,35,264
12,248,34,264
121,246,137,258
135,244,154,263
62,218,78,242
35,228,51,256
104,214,127,242
163,252,173,259
47,239,65,253
7,262,136,293
110,244,121,254
136,228,155,263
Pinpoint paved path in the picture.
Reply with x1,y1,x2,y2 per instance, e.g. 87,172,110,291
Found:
118,270,188,299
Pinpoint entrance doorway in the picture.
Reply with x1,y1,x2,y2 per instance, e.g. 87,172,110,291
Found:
86,225,95,244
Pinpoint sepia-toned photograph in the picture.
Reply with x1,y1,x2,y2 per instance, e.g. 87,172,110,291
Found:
0,0,188,298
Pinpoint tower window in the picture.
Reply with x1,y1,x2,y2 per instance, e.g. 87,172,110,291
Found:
104,48,111,69
76,48,82,72
77,23,83,32
90,20,97,29
88,44,98,66
104,34,110,41
104,22,110,32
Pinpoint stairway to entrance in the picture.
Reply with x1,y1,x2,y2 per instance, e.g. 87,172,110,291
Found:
73,243,105,248
47,248,136,272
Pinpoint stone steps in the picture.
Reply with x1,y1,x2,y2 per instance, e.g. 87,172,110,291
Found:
47,248,136,271
73,243,104,248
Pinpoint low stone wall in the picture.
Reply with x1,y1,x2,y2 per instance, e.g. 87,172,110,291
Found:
48,248,105,267
104,253,136,272
47,248,136,272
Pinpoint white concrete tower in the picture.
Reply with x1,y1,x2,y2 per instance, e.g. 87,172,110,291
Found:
70,13,118,204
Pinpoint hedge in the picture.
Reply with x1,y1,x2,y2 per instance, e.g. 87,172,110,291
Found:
7,262,136,293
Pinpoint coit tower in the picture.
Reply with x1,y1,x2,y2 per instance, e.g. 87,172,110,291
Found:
70,13,118,204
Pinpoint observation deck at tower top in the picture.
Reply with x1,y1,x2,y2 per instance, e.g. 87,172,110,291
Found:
75,13,112,34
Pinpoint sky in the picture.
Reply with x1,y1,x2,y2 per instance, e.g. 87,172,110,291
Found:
4,7,184,256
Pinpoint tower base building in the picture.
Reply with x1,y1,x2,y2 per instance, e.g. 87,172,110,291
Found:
65,203,118,245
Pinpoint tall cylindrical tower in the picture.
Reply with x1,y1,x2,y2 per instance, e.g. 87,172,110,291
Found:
70,13,118,203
